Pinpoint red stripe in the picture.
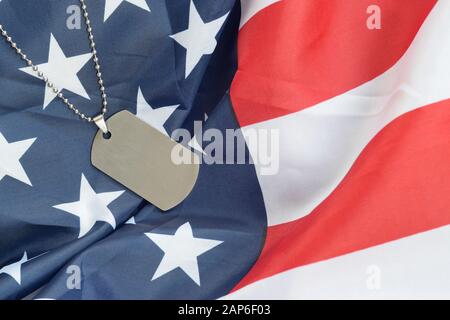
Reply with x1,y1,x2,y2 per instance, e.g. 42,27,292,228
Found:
231,0,437,126
233,100,450,291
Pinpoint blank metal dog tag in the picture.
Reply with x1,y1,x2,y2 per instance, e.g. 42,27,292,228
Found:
91,110,199,211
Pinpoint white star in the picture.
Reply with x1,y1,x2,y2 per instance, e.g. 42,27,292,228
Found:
0,252,28,285
170,1,229,78
188,134,205,155
145,222,223,285
0,132,36,186
53,174,125,238
125,216,136,224
135,87,179,136
20,34,91,110
104,0,151,22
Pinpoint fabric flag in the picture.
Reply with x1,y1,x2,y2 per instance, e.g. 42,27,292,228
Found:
0,0,449,300
227,0,450,299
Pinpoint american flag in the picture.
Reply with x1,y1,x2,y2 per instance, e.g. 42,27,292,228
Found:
0,0,449,300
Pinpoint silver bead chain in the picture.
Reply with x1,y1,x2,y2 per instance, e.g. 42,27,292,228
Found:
0,0,107,123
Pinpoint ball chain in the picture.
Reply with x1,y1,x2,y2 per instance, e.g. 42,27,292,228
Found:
0,0,108,123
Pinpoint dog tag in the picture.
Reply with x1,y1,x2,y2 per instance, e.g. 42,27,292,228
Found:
91,110,199,211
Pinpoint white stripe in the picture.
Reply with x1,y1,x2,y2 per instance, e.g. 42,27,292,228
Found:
223,225,450,299
239,0,281,29
243,1,450,226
